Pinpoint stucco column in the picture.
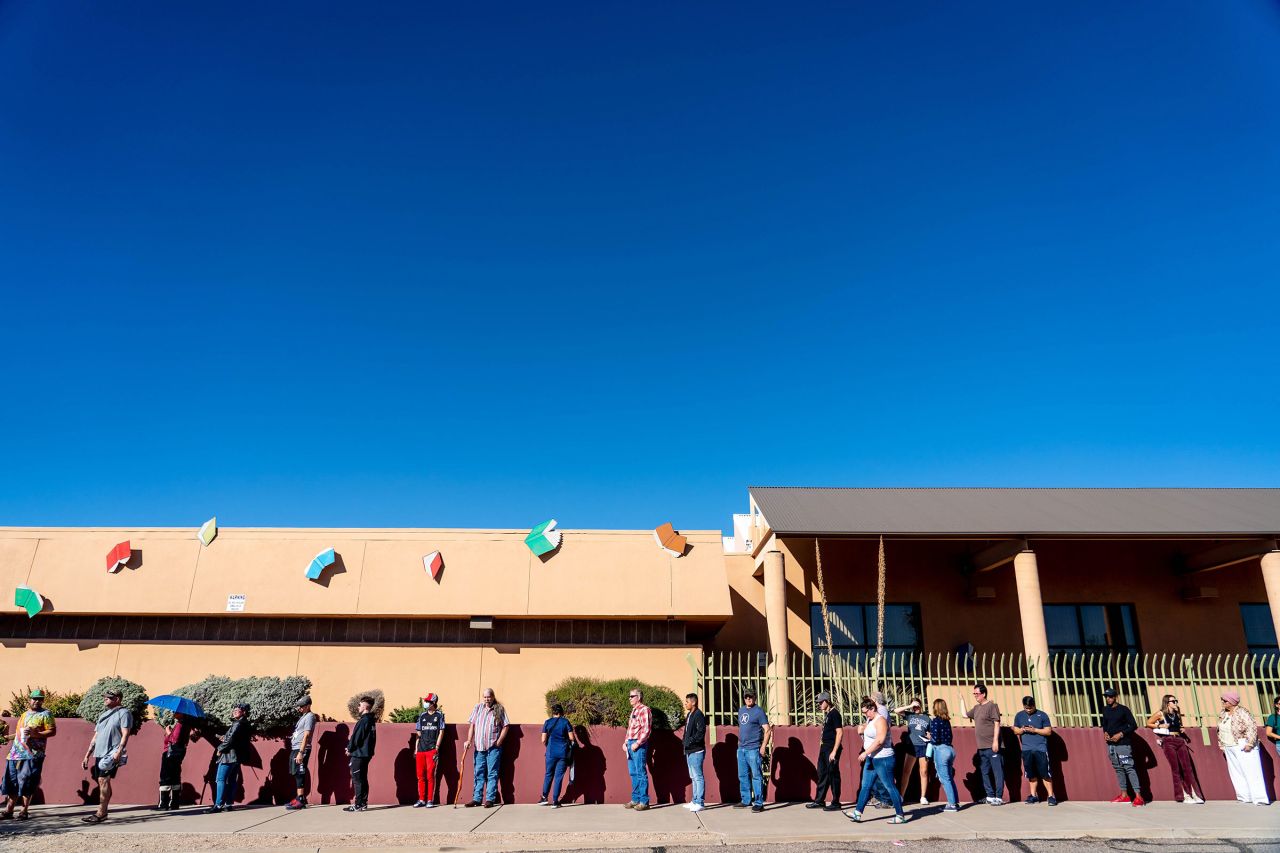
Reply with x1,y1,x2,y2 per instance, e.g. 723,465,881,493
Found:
1013,550,1055,716
763,549,791,724
1262,551,1280,651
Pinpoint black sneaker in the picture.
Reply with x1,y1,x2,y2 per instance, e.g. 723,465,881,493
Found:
732,802,750,809
1025,796,1039,804
805,801,823,809
342,805,362,812
751,804,765,813
412,800,426,808
823,803,842,812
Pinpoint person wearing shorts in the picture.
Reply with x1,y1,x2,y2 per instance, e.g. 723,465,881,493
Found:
1,689,57,821
81,689,133,824
286,696,316,810
1012,695,1056,805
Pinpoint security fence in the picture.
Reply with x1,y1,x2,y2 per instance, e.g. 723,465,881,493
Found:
699,650,1280,745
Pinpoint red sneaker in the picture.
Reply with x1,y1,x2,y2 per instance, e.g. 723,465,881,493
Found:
1110,794,1131,803
1132,796,1145,807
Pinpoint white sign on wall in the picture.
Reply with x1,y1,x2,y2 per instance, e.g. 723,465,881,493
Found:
226,594,246,612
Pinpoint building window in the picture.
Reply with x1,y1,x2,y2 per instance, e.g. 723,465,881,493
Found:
1043,604,1139,656
810,603,922,665
1240,604,1277,659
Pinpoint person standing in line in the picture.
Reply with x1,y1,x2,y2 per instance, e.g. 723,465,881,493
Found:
286,696,316,810
961,683,1004,805
1147,695,1204,803
1263,696,1280,752
894,698,931,805
155,710,189,811
211,703,252,813
1218,691,1269,805
81,688,132,824
344,696,377,812
807,692,844,811
845,697,910,824
1,689,57,821
1100,688,1144,806
623,688,653,810
411,693,444,808
1012,695,1057,805
734,690,771,813
928,699,960,812
538,703,579,808
463,688,508,808
681,693,707,813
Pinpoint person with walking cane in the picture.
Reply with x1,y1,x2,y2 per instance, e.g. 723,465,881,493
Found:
463,688,508,808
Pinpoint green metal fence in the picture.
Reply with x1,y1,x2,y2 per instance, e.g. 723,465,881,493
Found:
699,650,1280,744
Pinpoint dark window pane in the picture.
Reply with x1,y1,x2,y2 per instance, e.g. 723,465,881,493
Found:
1241,604,1277,648
1116,605,1137,648
1079,606,1108,648
1044,606,1081,648
879,605,920,647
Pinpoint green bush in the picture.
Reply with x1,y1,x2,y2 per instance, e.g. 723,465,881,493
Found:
545,677,684,730
7,687,83,718
388,705,421,724
347,689,385,722
78,676,149,732
157,674,312,732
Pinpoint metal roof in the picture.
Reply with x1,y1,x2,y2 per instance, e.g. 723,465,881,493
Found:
748,487,1280,536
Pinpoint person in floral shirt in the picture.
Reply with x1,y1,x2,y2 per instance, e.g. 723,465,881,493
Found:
1217,691,1269,805
1,690,58,820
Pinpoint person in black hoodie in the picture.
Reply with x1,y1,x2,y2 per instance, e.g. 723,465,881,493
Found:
344,696,377,812
1100,688,1143,806
210,703,252,813
680,693,707,812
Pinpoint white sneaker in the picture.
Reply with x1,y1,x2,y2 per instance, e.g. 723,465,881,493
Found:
919,798,929,805
688,804,704,812
424,802,436,808
681,803,693,809
1190,796,1204,804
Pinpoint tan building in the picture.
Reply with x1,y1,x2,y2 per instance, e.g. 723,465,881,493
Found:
3,487,1279,723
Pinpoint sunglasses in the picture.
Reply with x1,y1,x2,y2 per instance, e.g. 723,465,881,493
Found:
1169,700,1179,705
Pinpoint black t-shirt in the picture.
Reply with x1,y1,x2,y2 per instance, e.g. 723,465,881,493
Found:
415,710,445,752
821,708,843,745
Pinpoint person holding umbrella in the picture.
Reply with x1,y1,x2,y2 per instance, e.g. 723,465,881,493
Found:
146,694,204,813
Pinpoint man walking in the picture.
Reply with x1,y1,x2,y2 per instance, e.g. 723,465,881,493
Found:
1101,688,1144,806
463,688,508,808
80,688,132,824
1,689,57,821
412,693,444,808
964,682,1005,805
344,696,377,812
623,688,653,810
807,692,843,811
681,693,707,812
1012,695,1057,805
286,696,316,810
735,690,771,813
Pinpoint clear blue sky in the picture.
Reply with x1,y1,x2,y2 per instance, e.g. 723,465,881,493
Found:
2,1,1278,531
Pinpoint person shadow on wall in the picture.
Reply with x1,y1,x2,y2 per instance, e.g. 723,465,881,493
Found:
561,725,606,804
497,726,524,804
1047,732,1070,802
711,733,741,805
256,740,294,805
316,724,352,805
393,729,419,805
648,728,685,805
437,726,460,806
1129,735,1159,801
771,736,817,803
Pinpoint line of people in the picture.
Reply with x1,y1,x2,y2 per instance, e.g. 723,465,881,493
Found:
3,685,1277,822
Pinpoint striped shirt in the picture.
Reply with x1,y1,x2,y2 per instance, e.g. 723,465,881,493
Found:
469,703,507,750
626,703,652,745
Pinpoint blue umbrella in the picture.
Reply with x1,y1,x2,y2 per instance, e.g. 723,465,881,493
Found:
147,694,205,717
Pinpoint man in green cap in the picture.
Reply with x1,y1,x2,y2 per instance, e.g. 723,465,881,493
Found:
1,689,58,821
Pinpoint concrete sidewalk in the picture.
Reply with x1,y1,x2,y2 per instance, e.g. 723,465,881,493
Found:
0,800,1275,852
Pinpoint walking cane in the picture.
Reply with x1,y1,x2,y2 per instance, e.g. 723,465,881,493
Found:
452,740,471,808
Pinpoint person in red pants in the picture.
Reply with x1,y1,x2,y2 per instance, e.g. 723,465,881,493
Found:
412,694,445,808
1147,695,1204,803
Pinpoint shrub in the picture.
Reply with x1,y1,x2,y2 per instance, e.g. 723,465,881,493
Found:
8,687,81,718
388,705,421,724
545,677,685,730
347,689,385,722
78,676,149,732
156,674,312,732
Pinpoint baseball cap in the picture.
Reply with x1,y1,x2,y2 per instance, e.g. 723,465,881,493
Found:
816,691,832,704
29,689,45,699
422,693,439,706
743,689,757,700
104,688,123,699
234,702,251,714
1102,688,1117,698
296,695,312,707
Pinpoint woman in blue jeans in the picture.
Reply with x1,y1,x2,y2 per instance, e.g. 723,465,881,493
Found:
538,704,580,808
210,703,252,813
928,698,960,811
846,697,909,824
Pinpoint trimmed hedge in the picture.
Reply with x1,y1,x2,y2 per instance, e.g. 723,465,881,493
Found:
347,689,386,722
157,675,312,731
78,676,149,732
545,677,684,730
8,687,82,718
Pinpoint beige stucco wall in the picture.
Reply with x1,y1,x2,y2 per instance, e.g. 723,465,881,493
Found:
1,527,731,621
0,640,701,723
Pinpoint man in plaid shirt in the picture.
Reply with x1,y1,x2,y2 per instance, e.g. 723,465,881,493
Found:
623,688,652,810
463,688,508,808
